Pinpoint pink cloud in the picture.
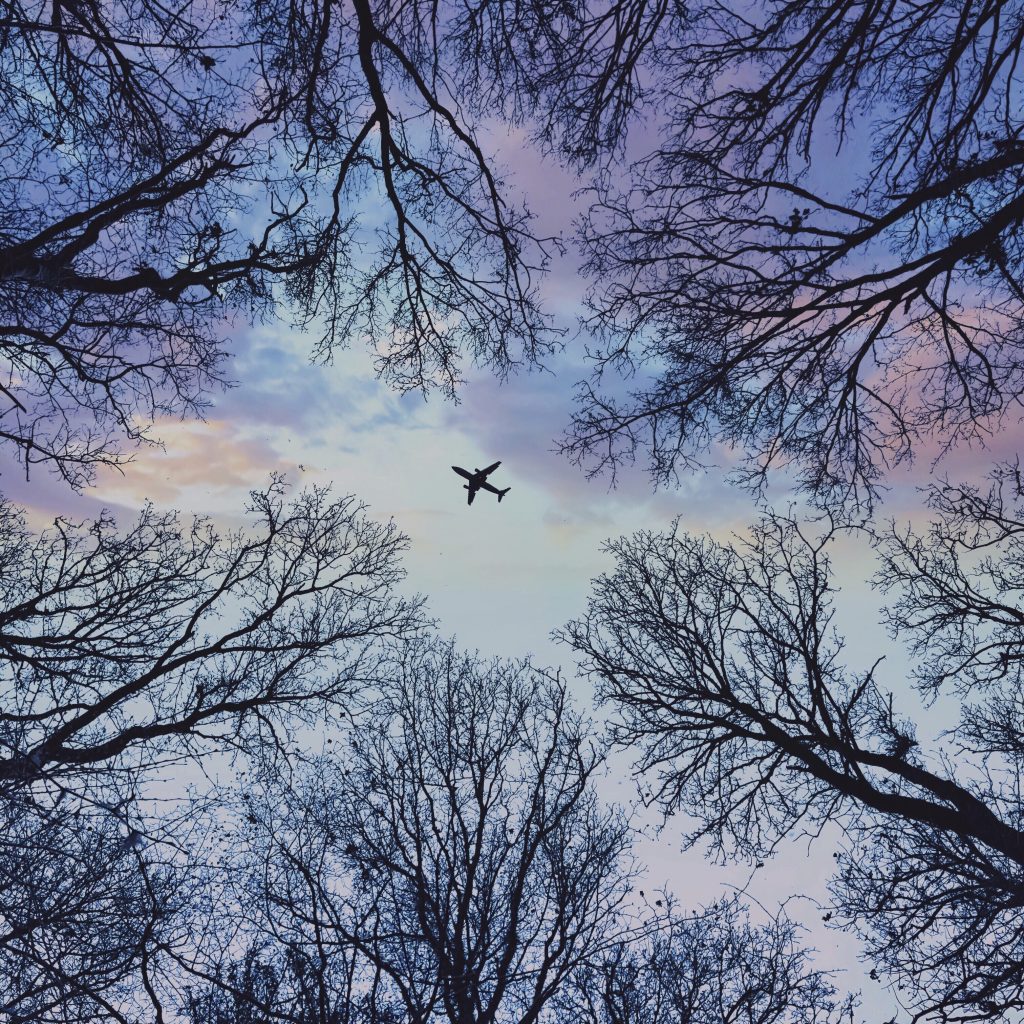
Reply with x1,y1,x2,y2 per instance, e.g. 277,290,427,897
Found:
87,416,301,510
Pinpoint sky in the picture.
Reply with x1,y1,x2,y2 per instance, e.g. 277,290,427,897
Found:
2,124,766,667
1,113,1005,1021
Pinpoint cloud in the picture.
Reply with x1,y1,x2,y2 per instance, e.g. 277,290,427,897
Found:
88,416,302,512
0,449,129,530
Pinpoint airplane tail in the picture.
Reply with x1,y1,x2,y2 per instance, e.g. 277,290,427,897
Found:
498,487,510,502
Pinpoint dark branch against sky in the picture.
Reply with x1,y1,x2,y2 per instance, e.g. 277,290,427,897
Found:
2,0,1024,1021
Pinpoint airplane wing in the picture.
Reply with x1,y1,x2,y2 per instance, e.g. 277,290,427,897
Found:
479,461,501,477
452,466,473,480
467,487,476,505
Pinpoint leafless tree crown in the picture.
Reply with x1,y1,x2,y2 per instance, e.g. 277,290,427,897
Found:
558,0,1024,511
563,477,1024,1020
0,480,422,1019
211,642,635,1024
1,0,564,487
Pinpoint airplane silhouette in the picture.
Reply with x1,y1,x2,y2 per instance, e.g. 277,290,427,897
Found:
452,461,510,505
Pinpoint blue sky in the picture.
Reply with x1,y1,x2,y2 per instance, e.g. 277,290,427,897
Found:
1,113,1001,1022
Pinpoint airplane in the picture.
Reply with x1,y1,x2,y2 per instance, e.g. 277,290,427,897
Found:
451,461,510,505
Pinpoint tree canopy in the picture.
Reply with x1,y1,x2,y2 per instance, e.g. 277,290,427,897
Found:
9,0,1017,507
0,480,421,1020
229,642,634,1024
4,0,1023,1020
564,470,1024,1021
561,0,1024,511
1,0,567,486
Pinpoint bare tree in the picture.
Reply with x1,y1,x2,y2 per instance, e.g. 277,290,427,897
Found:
0,478,420,786
1,0,559,487
184,944,378,1024
232,641,634,1024
556,0,1024,511
441,0,682,166
0,478,422,1019
561,901,849,1024
562,493,1024,1021
877,460,1024,698
186,952,288,1024
0,794,173,1023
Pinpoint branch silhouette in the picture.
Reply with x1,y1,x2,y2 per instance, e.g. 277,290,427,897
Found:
563,484,1024,1020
